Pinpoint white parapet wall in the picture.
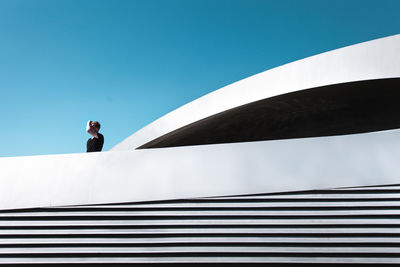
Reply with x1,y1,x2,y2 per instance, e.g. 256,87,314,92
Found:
2,129,400,210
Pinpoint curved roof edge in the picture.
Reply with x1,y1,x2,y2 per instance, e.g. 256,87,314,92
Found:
111,34,400,151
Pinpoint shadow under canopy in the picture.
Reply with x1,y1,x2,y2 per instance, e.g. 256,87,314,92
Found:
139,78,400,149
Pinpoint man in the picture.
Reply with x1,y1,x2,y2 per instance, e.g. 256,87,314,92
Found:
86,120,104,152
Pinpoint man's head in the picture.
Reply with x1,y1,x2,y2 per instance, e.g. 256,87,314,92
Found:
91,121,101,132
88,120,101,137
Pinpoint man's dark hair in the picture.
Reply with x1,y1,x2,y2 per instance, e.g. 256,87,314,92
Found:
92,121,101,130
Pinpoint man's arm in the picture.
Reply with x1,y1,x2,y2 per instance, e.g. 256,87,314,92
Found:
86,120,92,133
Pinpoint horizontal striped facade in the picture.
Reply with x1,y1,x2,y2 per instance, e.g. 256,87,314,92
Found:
1,184,400,265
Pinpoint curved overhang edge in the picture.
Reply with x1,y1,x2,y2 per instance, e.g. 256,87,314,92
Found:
137,78,400,148
111,34,400,150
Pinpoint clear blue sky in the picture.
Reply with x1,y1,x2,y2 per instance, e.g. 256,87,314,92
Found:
0,0,399,157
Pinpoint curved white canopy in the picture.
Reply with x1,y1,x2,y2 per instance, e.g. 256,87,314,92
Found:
112,34,400,150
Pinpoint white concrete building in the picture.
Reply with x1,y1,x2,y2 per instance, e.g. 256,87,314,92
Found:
0,34,399,265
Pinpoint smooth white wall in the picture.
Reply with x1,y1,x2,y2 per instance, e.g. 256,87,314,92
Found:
112,34,400,150
2,129,400,210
